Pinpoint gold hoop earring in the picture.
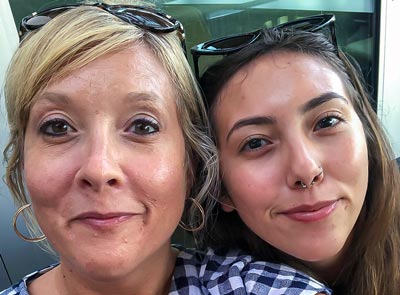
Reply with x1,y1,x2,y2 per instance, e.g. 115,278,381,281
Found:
13,203,46,243
179,197,205,232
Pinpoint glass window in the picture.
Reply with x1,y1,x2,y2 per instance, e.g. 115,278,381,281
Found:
9,0,379,105
160,0,379,106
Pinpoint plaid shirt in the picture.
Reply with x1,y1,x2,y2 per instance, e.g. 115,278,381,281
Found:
1,246,331,295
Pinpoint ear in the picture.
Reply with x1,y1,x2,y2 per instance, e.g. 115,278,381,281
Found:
220,195,236,212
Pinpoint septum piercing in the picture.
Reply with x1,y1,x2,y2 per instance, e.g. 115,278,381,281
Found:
300,181,308,188
299,180,316,189
300,168,323,189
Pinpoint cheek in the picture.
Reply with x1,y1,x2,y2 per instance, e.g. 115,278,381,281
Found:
23,156,71,238
151,158,187,197
220,155,281,208
148,153,187,229
23,149,75,206
342,126,368,177
130,142,188,208
332,122,369,205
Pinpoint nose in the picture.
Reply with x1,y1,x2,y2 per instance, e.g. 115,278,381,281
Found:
76,132,124,192
286,138,324,190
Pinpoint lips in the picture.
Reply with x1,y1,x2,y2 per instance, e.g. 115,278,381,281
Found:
280,200,339,222
72,212,137,229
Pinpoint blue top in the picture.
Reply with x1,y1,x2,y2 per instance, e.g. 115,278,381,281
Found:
1,246,332,295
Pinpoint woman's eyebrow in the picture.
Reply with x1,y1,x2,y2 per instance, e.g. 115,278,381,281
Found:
34,92,70,106
300,91,348,114
226,116,276,143
34,91,166,110
125,91,167,107
225,92,348,143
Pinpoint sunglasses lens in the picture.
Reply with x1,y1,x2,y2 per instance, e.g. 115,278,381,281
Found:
22,6,73,31
24,15,52,29
203,33,257,51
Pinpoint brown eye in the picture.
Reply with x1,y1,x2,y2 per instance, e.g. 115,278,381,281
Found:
314,116,341,131
40,119,75,136
241,137,270,152
128,117,159,135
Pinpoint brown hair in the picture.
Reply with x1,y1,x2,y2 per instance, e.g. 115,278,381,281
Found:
197,29,400,295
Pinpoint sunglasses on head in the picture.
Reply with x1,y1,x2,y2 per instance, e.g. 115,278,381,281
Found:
19,2,185,49
191,14,337,80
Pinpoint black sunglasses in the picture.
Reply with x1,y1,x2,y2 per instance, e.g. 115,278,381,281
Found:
19,2,185,49
191,14,337,79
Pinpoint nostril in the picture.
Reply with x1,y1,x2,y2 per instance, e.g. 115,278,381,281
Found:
81,179,92,187
295,180,307,189
314,168,324,182
107,179,117,186
310,167,324,186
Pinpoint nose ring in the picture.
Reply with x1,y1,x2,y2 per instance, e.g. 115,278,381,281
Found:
299,167,323,189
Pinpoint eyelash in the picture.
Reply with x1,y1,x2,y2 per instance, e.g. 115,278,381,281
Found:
240,135,272,153
314,112,345,131
238,112,344,153
39,116,159,138
126,117,160,136
39,118,76,137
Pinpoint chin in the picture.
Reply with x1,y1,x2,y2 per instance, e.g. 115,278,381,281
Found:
60,246,137,280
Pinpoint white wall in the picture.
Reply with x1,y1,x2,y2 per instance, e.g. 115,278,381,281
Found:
0,1,19,289
377,0,400,158
0,0,18,207
0,0,18,143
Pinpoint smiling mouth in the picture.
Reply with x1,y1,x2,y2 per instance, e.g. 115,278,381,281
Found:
280,200,339,222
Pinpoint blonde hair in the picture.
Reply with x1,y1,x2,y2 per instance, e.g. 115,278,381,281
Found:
4,3,218,252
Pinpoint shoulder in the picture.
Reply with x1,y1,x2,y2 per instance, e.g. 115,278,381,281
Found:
200,248,333,295
1,276,30,295
170,245,206,295
0,264,58,295
0,282,24,295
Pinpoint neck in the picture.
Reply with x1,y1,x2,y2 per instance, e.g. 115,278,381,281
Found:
304,251,346,285
305,234,356,286
30,246,179,295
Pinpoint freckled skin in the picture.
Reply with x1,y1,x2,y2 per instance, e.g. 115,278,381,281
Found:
24,45,187,290
215,52,368,273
